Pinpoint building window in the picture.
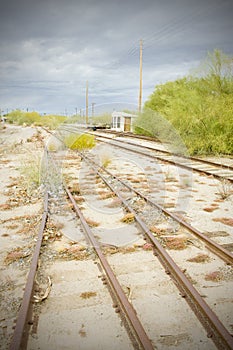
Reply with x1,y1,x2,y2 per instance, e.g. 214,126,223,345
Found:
117,116,121,128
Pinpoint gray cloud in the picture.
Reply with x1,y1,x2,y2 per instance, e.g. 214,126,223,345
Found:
0,0,232,114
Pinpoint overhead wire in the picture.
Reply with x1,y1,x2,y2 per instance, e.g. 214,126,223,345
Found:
79,0,230,112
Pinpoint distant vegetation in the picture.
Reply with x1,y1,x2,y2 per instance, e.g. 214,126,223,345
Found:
135,50,233,155
5,110,113,129
5,110,78,129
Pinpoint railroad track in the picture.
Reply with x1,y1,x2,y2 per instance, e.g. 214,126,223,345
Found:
10,149,153,350
59,125,233,182
9,131,233,350
94,133,233,183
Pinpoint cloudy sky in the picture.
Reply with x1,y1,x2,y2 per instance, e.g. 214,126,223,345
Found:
0,0,232,116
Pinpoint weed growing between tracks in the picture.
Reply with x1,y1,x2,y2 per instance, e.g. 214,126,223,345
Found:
217,179,233,200
187,254,211,263
64,133,95,150
162,236,188,250
212,217,233,226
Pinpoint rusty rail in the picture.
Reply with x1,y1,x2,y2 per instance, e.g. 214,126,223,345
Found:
65,185,154,350
92,166,233,350
72,150,233,350
83,153,233,265
10,191,49,350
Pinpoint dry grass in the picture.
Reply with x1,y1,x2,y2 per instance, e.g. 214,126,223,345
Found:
150,226,165,236
212,217,233,226
106,198,122,208
0,203,11,210
4,246,31,265
187,254,210,263
1,214,40,236
80,291,97,299
6,224,19,230
102,158,112,168
0,159,10,164
203,206,219,212
127,176,141,183
120,246,137,254
217,179,233,200
103,245,138,255
164,202,175,208
43,219,64,242
85,217,100,227
79,325,87,338
99,192,115,200
73,195,85,203
163,236,188,250
121,213,135,223
68,184,80,195
6,181,18,188
142,243,153,250
58,245,89,260
205,271,223,282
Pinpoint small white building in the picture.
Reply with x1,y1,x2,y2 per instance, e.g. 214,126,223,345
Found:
111,111,136,132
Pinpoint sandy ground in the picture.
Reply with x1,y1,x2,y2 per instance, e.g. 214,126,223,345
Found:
0,124,233,350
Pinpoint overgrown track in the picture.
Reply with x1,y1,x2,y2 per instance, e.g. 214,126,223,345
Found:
9,148,154,350
81,152,233,265
78,151,233,350
12,127,232,350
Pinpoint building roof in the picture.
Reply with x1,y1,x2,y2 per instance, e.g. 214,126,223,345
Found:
112,111,137,118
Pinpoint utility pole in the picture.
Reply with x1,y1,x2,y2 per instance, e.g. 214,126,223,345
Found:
138,39,143,113
86,80,88,125
92,102,95,117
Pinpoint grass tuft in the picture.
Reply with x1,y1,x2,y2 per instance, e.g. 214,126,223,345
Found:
163,236,188,250
64,133,95,150
80,291,97,299
205,271,223,282
187,254,210,263
121,213,135,223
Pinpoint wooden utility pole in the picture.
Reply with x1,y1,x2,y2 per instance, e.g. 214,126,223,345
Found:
92,102,95,117
86,80,88,125
138,39,143,113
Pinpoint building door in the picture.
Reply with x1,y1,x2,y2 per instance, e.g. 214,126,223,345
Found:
124,117,131,131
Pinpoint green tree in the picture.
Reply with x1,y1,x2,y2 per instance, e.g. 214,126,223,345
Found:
138,50,233,155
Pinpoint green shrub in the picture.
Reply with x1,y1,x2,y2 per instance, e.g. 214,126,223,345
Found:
64,133,96,150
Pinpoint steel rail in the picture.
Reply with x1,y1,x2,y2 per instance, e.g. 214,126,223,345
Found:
10,191,49,350
86,162,233,350
65,186,154,350
81,153,233,265
36,146,154,349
